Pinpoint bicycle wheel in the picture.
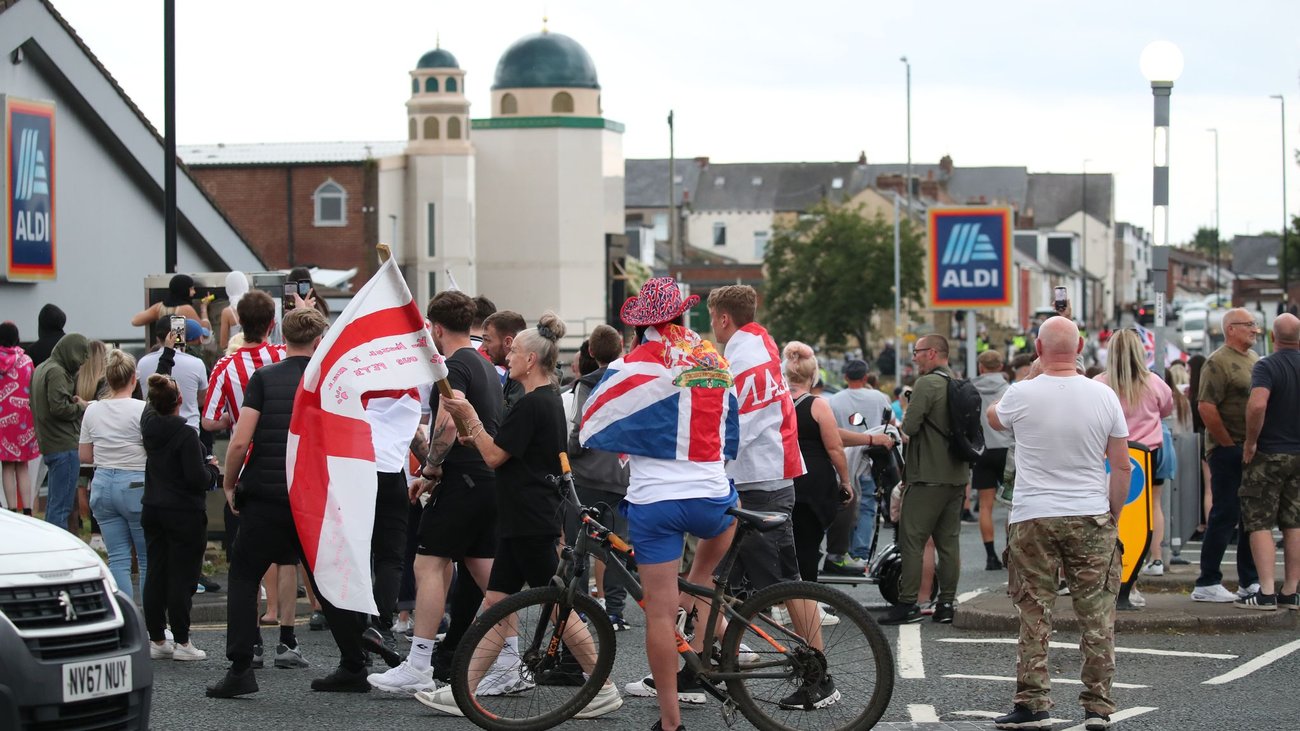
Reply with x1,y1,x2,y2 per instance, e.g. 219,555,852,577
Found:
450,586,616,731
719,581,894,731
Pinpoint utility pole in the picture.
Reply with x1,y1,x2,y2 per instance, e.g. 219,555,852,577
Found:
1207,128,1220,300
1271,95,1289,310
668,110,678,266
1082,159,1089,328
900,56,912,220
163,0,177,273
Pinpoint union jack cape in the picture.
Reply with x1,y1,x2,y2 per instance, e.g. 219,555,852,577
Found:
579,324,739,462
286,258,447,615
724,323,805,482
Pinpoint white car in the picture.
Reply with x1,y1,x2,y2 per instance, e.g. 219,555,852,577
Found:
1179,307,1208,354
0,511,152,729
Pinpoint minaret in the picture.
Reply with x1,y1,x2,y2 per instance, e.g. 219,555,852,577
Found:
406,41,471,155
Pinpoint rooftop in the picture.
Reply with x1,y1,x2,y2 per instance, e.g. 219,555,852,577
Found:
181,141,405,166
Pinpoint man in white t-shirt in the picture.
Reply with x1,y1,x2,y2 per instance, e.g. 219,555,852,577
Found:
137,319,208,431
986,316,1131,731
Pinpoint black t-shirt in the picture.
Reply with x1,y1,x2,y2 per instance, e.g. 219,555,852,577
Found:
241,356,310,502
431,346,505,468
493,386,567,538
1252,349,1300,454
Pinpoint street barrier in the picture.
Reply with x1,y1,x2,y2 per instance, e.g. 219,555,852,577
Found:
1166,431,1202,562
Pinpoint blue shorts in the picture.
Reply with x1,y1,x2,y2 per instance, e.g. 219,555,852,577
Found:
624,488,738,565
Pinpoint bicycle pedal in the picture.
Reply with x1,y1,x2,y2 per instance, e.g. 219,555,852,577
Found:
721,697,740,727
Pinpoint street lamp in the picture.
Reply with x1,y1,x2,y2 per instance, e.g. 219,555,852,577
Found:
1270,95,1288,311
1081,158,1091,329
1141,39,1183,377
895,55,911,380
1206,128,1219,302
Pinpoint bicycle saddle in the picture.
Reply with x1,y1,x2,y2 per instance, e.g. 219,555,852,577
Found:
726,506,789,532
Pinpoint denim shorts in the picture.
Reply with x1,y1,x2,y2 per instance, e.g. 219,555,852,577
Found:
624,487,738,565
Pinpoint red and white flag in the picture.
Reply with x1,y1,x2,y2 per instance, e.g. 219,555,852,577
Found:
287,258,447,614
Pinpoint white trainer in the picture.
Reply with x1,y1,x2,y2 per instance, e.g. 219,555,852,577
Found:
368,660,437,694
171,642,208,661
414,684,463,716
1237,583,1261,599
737,643,760,664
771,605,838,626
476,654,534,696
1190,584,1239,603
1141,560,1164,577
149,640,174,660
573,681,623,719
1129,588,1147,608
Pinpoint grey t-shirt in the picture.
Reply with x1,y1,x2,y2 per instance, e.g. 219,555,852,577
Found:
828,387,893,480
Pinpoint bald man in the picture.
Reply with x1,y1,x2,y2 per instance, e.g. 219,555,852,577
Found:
986,317,1131,730
1237,313,1300,610
1193,308,1261,603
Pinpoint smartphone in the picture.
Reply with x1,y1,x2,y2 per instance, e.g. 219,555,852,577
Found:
296,279,313,300
283,283,296,312
170,315,187,345
1053,286,1069,313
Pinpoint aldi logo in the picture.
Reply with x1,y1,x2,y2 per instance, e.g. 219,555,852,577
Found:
4,97,57,281
927,207,1012,309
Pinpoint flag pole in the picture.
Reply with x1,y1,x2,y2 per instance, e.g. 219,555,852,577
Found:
376,243,468,436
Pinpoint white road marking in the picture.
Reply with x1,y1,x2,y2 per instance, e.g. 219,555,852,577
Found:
956,586,990,604
907,704,940,722
897,623,925,679
943,674,1149,689
937,637,1237,660
1202,638,1300,685
1059,706,1158,730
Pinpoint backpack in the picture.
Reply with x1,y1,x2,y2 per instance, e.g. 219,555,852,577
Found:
926,370,986,464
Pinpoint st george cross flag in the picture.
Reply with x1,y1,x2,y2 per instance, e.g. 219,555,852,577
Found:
724,323,805,482
579,323,739,462
287,258,447,614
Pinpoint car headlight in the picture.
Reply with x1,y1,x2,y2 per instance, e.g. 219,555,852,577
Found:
1182,334,1192,345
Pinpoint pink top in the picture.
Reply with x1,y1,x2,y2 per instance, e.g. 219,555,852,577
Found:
1093,371,1173,449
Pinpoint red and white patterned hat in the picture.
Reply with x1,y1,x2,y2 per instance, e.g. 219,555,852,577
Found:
619,277,699,326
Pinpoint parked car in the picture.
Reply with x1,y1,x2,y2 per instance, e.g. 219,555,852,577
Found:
0,511,151,729
1179,306,1208,355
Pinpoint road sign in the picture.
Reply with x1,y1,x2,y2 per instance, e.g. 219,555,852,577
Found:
927,206,1012,310
3,96,57,281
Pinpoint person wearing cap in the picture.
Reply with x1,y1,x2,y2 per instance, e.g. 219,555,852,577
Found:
827,359,895,571
580,277,738,731
131,273,211,337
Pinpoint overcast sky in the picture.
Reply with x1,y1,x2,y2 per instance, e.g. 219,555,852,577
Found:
52,0,1300,246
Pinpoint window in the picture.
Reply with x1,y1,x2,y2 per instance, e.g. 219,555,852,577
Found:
313,180,347,227
652,212,668,241
427,202,436,257
751,176,763,187
428,271,437,298
501,93,517,115
831,177,844,190
424,77,438,93
408,118,417,140
424,116,439,139
445,77,458,93
753,230,770,259
447,116,462,139
713,222,727,247
714,176,725,188
551,91,574,113
411,78,419,94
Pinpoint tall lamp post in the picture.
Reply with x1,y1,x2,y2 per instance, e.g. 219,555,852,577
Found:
1081,158,1091,329
1141,40,1183,377
1270,95,1289,311
1206,128,1220,301
895,56,911,380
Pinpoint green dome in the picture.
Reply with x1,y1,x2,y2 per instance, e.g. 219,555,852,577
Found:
417,48,459,69
492,32,599,90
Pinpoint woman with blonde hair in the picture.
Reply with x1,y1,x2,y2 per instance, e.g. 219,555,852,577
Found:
1094,329,1173,578
74,340,110,539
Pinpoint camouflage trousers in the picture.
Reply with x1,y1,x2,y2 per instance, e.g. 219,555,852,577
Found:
1006,514,1121,714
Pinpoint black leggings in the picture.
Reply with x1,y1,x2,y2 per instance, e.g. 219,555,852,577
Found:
141,505,206,645
791,504,829,582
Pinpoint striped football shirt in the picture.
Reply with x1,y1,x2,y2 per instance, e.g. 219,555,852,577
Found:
202,341,287,425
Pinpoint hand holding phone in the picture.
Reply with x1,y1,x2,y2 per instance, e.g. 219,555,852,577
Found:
1053,286,1069,314
283,283,296,312
170,315,187,345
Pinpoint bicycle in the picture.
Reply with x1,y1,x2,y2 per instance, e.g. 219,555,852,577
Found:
448,453,895,731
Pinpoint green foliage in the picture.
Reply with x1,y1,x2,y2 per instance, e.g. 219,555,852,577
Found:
762,200,925,353
1188,226,1222,256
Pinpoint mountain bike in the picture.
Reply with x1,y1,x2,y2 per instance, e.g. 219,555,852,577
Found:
448,454,895,731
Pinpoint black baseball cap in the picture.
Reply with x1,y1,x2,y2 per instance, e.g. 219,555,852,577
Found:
842,359,869,380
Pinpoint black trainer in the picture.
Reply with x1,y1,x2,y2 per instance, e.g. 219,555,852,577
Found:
931,601,955,624
1235,591,1278,611
986,555,1004,571
993,704,1051,730
206,668,258,698
878,603,923,625
777,674,840,710
310,666,371,693
251,643,264,669
1278,592,1300,610
1085,710,1112,729
309,610,328,631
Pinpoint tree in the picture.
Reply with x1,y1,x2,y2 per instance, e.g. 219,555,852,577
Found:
762,200,925,354
1188,226,1222,256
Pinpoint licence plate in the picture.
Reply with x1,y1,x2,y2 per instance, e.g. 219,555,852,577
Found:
62,655,132,703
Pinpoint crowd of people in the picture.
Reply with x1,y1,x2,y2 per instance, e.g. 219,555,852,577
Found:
3,269,1297,731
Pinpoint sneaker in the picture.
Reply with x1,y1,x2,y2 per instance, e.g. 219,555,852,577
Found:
1235,591,1278,611
309,610,328,631
1141,559,1164,576
149,640,174,659
311,665,370,692
777,674,840,710
986,555,1004,571
1237,582,1261,599
650,722,687,731
1057,581,1070,596
1191,584,1239,603
1129,589,1147,608
172,642,208,661
609,613,631,632
1278,592,1300,610
198,575,222,593
931,601,955,624
770,605,840,626
367,660,437,694
919,601,936,617
195,582,206,594
737,643,760,665
206,668,258,698
675,606,696,642
822,554,867,576
878,603,923,625
818,604,840,626
993,703,1052,730
274,642,310,668
88,534,106,552
960,509,977,524
391,616,413,635
477,653,534,696
414,684,462,716
251,643,264,669
623,669,709,704
573,681,624,719
1085,710,1113,729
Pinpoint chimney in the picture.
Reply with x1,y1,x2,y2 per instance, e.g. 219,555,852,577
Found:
939,155,954,176
858,150,867,165
694,156,709,167
926,169,934,181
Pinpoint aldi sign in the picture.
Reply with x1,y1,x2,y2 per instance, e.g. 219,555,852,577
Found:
3,97,56,281
927,206,1011,309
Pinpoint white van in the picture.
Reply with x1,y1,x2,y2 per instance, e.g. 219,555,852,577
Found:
0,511,152,729
1179,307,1209,355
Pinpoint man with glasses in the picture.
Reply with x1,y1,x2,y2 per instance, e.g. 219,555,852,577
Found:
1191,308,1261,602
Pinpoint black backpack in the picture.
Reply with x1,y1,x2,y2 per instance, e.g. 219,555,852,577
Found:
926,370,986,464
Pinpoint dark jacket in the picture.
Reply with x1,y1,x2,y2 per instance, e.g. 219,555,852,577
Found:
141,407,216,512
26,304,66,367
566,366,629,496
31,333,88,454
239,356,309,505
